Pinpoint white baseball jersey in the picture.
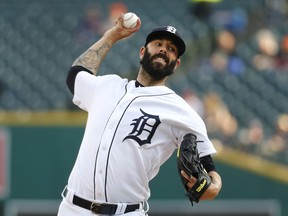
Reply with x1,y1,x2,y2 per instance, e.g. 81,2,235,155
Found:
66,71,216,204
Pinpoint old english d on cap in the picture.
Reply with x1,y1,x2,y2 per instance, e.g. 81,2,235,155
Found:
145,26,186,57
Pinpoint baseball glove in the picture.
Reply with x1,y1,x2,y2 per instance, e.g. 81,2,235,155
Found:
177,133,211,205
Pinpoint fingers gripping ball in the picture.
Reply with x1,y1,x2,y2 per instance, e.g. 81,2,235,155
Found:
123,12,139,28
177,133,212,205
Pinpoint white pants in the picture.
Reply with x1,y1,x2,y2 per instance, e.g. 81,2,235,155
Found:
57,199,147,216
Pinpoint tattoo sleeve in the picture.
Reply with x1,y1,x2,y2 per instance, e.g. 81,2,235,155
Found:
72,42,111,75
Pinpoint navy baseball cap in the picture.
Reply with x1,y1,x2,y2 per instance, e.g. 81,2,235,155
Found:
145,26,186,57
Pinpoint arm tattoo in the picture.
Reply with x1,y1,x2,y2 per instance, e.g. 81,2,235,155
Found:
72,42,111,75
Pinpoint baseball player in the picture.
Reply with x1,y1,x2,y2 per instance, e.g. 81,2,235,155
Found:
58,13,222,216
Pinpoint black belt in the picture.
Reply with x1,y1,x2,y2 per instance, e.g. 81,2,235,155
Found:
63,188,140,215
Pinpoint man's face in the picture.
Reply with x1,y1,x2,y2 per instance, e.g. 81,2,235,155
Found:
140,39,179,80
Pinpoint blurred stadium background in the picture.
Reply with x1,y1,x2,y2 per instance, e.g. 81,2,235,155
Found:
0,0,288,215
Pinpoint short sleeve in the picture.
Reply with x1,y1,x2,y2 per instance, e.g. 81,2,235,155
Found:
72,71,97,111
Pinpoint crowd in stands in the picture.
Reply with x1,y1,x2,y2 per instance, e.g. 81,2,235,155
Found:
182,88,288,164
180,0,288,164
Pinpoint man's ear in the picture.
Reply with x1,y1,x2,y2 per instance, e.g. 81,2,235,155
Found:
174,59,181,70
139,46,146,59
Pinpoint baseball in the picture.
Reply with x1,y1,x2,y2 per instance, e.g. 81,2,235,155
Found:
123,12,139,28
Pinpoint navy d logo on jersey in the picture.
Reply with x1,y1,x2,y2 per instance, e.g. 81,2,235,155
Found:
123,109,161,146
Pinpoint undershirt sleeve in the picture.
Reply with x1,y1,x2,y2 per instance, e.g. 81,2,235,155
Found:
200,155,216,173
66,66,93,94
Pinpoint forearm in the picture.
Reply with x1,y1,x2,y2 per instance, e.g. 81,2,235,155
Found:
72,35,114,75
72,14,141,75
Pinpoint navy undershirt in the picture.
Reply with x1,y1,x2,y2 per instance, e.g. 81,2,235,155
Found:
135,80,144,87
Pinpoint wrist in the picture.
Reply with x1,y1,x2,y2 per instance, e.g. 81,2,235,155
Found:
208,171,222,193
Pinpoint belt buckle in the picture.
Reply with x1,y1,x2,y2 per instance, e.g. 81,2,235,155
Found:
90,202,102,214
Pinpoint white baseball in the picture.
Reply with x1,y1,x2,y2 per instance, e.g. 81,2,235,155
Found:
123,12,139,28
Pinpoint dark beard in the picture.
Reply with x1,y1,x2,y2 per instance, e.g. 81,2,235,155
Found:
140,49,177,81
